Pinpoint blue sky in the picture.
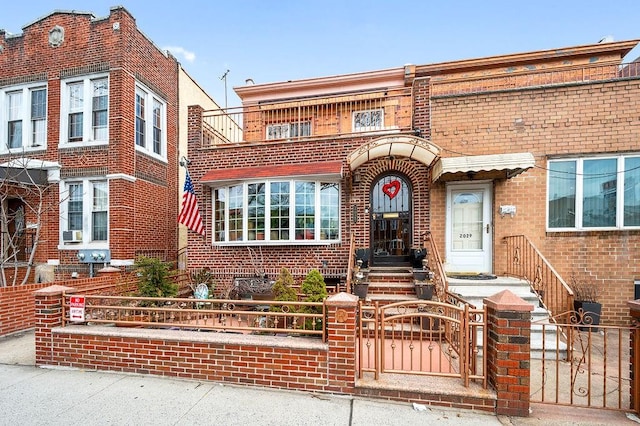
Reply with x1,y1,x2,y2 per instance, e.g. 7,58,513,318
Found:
3,1,640,106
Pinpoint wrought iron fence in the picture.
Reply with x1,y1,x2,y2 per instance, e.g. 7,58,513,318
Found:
358,299,486,387
531,312,638,411
62,294,326,341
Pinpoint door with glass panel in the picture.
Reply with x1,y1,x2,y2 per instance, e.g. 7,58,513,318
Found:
445,183,493,273
370,174,412,266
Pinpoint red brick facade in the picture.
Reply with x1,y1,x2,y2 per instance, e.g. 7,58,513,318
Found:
430,80,640,324
0,7,179,277
186,40,640,325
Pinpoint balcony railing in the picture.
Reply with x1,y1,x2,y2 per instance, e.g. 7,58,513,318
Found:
201,87,413,147
431,62,640,97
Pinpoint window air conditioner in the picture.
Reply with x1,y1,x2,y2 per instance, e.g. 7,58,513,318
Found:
62,230,83,242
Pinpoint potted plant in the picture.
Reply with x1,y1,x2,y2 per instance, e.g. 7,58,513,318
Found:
352,259,369,299
570,274,602,332
413,259,435,300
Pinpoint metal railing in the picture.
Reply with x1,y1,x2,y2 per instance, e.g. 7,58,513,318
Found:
201,87,413,147
345,233,355,294
432,62,640,97
532,313,637,411
358,299,486,387
62,294,327,341
502,235,574,321
423,231,448,301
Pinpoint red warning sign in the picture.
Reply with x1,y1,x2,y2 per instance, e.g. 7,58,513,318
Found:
69,296,85,322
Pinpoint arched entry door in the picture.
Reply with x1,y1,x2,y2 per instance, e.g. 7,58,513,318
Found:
370,174,411,266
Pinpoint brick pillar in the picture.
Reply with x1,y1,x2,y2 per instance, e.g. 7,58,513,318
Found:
34,285,75,366
325,292,359,394
628,300,640,415
484,289,533,417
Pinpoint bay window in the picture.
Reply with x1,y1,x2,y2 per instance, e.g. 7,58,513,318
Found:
547,154,640,230
213,179,340,243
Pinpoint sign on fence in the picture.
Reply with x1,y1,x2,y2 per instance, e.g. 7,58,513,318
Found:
69,296,85,322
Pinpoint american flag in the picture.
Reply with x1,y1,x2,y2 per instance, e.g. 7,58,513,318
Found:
178,171,205,236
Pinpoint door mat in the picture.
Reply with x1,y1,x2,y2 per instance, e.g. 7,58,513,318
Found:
447,273,497,280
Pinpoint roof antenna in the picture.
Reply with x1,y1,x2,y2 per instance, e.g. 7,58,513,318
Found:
220,69,230,109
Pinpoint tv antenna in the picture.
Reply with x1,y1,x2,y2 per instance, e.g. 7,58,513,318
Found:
220,69,230,108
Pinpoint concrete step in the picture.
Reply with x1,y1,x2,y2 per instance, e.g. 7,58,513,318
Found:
448,275,566,359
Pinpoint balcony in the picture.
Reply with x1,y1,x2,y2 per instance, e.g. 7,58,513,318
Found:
200,87,414,147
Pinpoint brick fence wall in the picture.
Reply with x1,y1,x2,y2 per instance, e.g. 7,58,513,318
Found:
34,286,533,416
0,270,136,336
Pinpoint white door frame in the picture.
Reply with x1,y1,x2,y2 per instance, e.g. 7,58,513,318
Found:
445,181,493,273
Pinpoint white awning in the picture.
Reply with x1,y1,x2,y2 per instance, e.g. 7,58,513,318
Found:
347,135,440,170
432,152,535,182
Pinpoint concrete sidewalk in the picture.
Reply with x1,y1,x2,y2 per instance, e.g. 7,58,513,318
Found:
0,330,637,425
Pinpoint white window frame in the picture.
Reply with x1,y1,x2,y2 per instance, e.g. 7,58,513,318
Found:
59,178,109,248
547,154,640,231
352,108,384,132
0,83,48,153
211,179,340,245
59,74,109,147
135,83,167,162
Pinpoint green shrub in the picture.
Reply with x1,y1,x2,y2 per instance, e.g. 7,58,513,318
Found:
135,256,178,303
271,268,298,306
301,269,327,330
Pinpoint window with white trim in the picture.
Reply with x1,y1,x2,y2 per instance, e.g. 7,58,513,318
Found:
0,83,47,152
353,109,383,132
61,179,109,244
60,75,109,146
266,121,311,140
135,84,166,160
547,154,640,230
212,179,340,243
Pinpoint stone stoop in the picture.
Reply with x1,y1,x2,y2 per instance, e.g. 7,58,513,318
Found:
362,267,418,304
448,276,567,359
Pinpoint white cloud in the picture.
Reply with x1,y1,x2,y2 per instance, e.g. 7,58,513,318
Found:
164,46,196,63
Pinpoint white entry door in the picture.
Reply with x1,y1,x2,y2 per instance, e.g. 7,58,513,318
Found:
445,183,493,273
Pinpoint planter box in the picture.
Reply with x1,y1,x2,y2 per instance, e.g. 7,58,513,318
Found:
573,300,602,332
420,316,440,331
415,284,434,300
353,283,369,299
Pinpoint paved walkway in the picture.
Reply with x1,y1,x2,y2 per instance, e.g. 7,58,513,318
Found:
0,330,637,425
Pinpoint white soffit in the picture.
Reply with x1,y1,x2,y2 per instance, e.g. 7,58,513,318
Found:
432,152,536,182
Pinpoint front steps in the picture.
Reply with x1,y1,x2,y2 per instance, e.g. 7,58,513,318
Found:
448,276,566,359
359,267,565,359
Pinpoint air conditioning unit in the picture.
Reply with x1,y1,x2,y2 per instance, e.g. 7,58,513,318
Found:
62,230,83,242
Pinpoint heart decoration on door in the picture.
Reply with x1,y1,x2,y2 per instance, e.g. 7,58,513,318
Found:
382,180,401,199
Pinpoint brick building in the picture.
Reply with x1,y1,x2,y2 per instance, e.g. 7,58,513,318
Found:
0,7,203,283
186,38,640,324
